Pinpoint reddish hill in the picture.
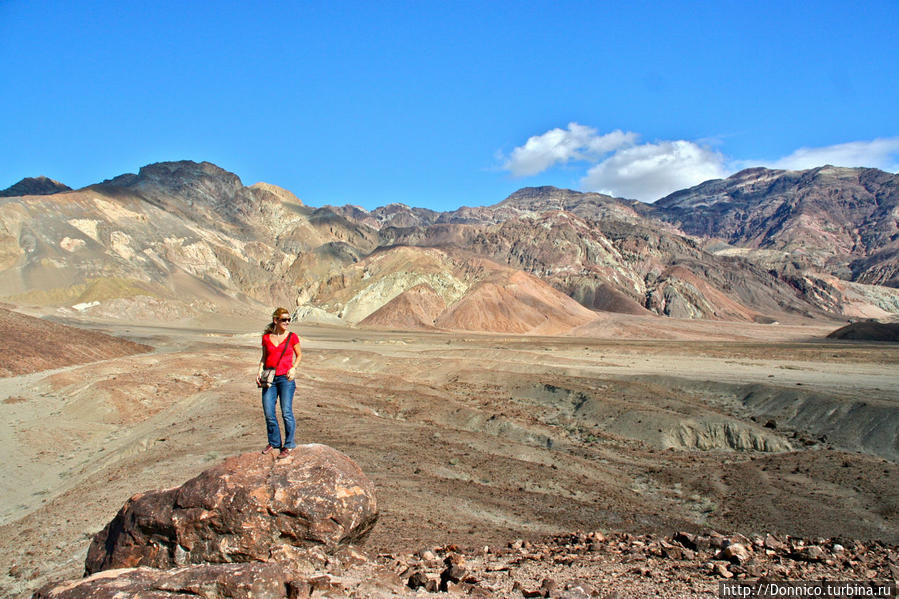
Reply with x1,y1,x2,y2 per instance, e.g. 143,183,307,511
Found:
435,270,598,335
0,308,151,377
358,284,446,330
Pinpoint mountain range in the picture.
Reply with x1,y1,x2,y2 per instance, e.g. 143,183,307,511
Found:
1,160,897,333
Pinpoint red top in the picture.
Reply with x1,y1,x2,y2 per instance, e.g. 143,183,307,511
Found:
262,332,299,375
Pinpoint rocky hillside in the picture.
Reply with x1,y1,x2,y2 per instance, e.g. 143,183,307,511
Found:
2,160,898,331
652,166,899,287
0,161,379,321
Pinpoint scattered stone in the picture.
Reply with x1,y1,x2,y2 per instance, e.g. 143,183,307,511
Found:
408,570,430,590
888,563,899,581
561,579,598,599
673,532,698,551
709,532,729,549
764,534,788,552
440,553,469,591
715,563,734,579
792,545,826,562
286,579,313,599
661,543,695,561
719,543,752,565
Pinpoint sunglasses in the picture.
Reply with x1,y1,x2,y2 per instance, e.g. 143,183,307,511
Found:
279,318,291,323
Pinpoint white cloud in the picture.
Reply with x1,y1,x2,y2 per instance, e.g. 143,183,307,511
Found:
502,124,899,204
503,123,637,176
760,138,899,172
580,141,727,202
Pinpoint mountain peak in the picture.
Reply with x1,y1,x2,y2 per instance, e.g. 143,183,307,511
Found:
0,175,72,197
137,160,239,183
248,182,304,206
98,160,243,190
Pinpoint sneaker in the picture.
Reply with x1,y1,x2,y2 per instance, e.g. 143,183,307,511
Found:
261,445,278,455
277,447,292,459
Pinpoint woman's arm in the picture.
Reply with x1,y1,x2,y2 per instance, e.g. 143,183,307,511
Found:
287,335,302,380
256,340,268,386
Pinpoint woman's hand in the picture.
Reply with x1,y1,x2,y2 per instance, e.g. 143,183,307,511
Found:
287,367,296,381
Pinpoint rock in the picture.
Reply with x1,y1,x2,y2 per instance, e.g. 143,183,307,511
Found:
286,580,313,599
764,534,787,552
460,582,492,597
85,445,378,574
440,553,468,591
407,571,430,590
709,532,729,549
888,563,899,581
33,562,306,599
661,542,695,561
672,532,698,551
792,546,826,562
719,543,752,565
562,580,598,598
715,563,734,579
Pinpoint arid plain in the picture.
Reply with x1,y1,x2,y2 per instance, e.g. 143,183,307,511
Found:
1,309,897,597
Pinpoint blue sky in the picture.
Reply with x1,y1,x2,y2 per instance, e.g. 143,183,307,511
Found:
1,1,897,209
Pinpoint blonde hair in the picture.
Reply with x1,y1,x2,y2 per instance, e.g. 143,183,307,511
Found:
264,307,291,335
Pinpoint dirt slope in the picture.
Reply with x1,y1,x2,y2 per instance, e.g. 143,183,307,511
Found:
435,269,599,334
359,284,446,330
0,307,150,377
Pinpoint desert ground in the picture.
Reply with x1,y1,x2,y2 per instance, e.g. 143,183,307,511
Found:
1,312,897,597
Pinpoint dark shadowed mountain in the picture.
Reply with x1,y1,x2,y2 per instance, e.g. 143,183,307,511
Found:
0,176,72,197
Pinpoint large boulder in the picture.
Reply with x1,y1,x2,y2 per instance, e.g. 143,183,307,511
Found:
84,444,378,574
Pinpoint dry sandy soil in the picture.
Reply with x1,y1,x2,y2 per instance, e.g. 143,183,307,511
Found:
0,313,897,597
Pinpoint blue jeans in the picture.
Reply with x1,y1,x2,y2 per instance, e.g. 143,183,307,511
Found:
261,375,296,449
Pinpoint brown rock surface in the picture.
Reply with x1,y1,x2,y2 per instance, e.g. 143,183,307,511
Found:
33,562,303,599
84,444,378,574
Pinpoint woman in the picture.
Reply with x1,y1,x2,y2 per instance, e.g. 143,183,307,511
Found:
256,307,302,458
